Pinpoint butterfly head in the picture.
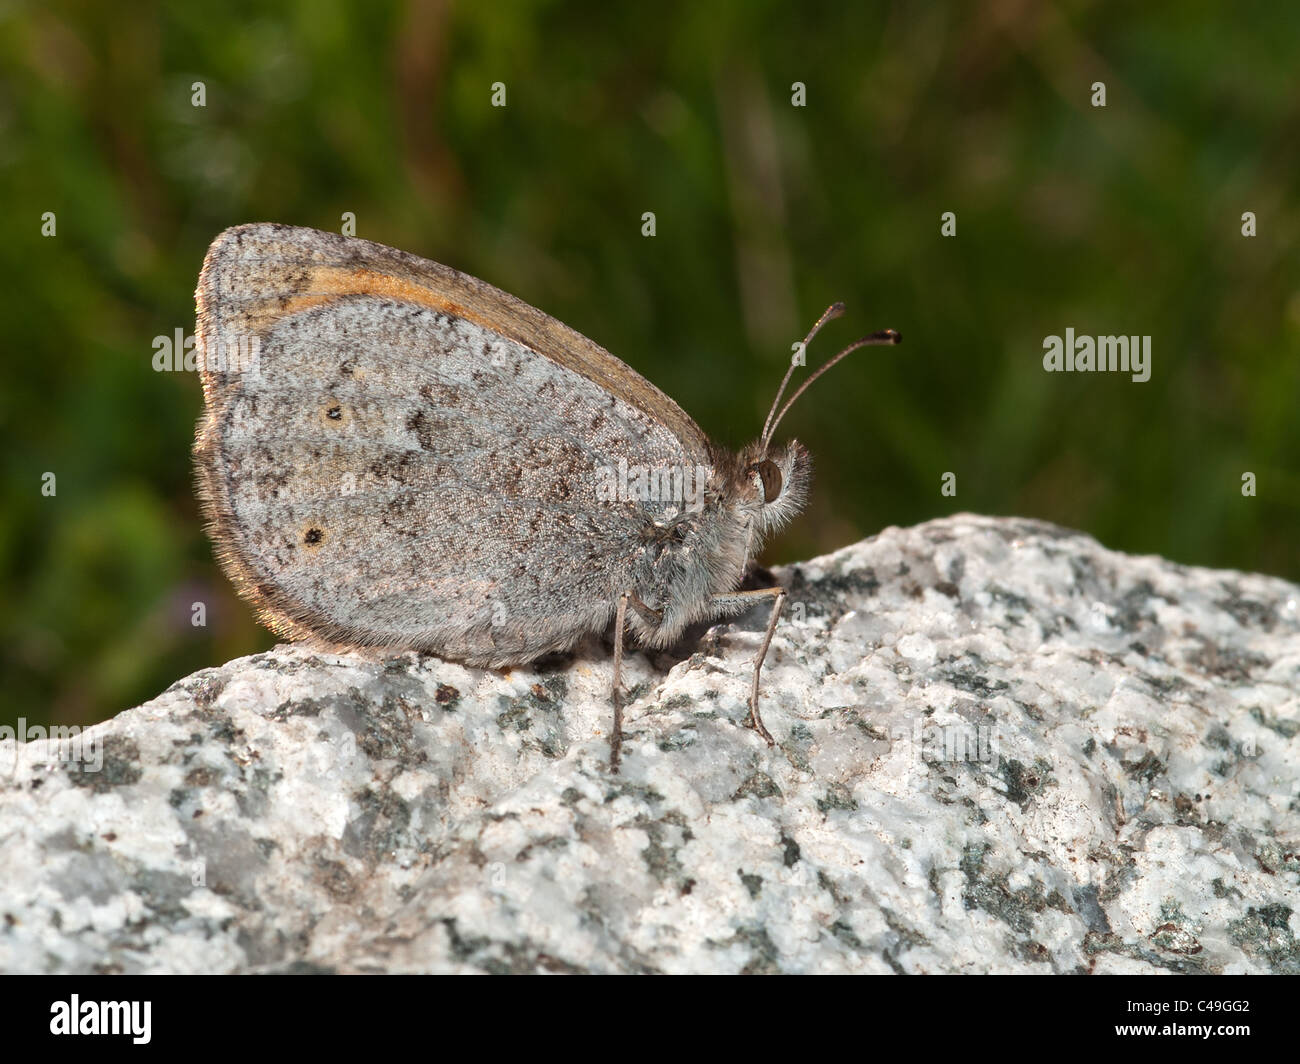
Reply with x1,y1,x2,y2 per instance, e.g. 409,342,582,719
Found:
734,304,899,541
735,438,812,536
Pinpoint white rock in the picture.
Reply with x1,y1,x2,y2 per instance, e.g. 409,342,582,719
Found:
1,514,1298,973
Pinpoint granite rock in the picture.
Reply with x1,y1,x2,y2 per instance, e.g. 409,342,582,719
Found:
2,514,1298,973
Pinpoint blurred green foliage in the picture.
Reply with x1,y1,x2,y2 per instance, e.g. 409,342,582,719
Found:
1,1,1297,729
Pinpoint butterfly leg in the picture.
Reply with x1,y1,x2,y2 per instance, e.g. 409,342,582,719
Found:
706,586,787,745
609,592,662,773
610,592,629,773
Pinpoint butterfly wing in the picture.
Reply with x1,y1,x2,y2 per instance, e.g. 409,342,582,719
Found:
194,224,713,664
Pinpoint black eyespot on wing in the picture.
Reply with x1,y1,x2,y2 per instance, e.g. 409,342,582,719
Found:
304,527,324,546
755,459,783,503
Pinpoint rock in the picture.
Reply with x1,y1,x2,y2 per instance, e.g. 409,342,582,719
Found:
1,514,1298,974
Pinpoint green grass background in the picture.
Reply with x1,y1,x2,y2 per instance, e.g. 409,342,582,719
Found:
2,1,1297,729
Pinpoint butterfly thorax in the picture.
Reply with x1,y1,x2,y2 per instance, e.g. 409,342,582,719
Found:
624,439,810,648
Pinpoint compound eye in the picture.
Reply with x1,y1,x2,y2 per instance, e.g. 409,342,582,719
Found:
752,459,783,503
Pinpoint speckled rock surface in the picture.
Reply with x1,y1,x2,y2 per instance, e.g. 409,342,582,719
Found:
2,514,1298,974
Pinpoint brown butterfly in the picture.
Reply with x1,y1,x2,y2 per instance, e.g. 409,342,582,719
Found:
194,224,899,769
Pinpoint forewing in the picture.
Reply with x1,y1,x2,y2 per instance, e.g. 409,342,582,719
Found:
194,224,712,663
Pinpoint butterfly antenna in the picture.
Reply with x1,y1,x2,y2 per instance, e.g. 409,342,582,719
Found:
760,302,845,449
761,327,901,450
